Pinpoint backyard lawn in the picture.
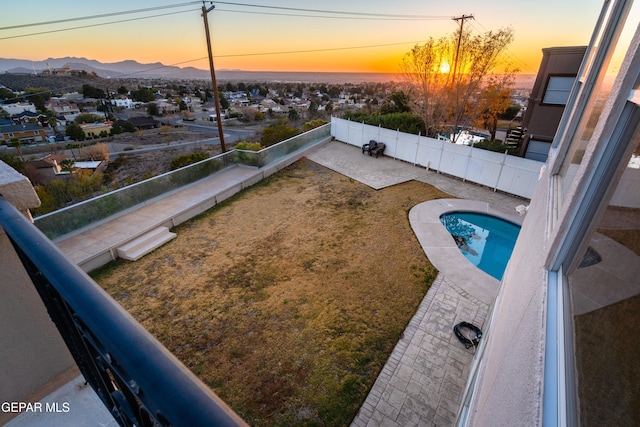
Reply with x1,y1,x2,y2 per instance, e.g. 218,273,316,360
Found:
91,158,449,426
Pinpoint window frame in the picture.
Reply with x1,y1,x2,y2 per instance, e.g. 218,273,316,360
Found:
541,75,578,106
548,0,633,173
542,15,640,423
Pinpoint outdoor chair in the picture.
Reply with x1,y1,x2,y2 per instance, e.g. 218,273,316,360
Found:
362,140,385,157
362,140,378,155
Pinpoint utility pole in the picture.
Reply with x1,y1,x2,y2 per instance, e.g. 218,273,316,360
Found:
201,1,226,152
451,14,474,86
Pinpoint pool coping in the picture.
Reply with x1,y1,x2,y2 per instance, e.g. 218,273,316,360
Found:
409,198,524,305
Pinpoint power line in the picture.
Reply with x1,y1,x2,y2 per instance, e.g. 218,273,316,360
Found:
0,2,201,31
1,0,450,37
209,1,450,20
214,7,446,21
467,19,538,74
0,9,196,41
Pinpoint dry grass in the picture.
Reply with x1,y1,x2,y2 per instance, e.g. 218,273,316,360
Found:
92,158,449,425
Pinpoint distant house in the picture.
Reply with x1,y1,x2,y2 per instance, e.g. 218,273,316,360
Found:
519,46,587,162
12,110,48,126
155,100,179,114
119,116,160,130
26,154,106,182
45,100,81,116
0,123,47,145
40,64,93,77
79,121,113,138
110,98,135,109
1,102,37,116
26,154,67,180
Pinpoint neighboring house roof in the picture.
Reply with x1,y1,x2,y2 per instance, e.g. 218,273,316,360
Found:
27,154,68,171
13,111,42,118
124,116,160,128
0,123,44,133
74,161,103,170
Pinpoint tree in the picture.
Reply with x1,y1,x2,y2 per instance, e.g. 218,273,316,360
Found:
66,123,86,141
308,101,319,118
110,121,123,135
65,143,83,160
59,158,76,173
401,27,515,140
380,91,411,114
8,138,24,161
219,94,229,110
74,113,103,124
400,36,452,136
147,102,160,116
448,27,515,141
82,84,106,99
474,74,516,140
131,87,155,103
47,115,58,134
122,121,136,133
261,123,300,147
288,109,300,122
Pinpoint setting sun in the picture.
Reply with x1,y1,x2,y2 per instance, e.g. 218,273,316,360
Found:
439,61,451,74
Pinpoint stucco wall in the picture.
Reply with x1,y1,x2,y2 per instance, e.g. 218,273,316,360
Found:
464,168,551,426
0,227,77,424
0,162,76,424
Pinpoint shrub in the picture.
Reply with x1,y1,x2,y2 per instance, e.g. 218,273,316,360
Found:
170,152,210,170
342,112,426,135
235,141,262,166
302,119,328,132
235,141,262,151
261,124,300,147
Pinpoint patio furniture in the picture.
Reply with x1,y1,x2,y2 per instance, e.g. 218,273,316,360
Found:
362,140,386,157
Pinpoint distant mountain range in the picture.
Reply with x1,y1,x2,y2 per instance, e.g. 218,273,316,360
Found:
0,57,211,79
0,57,537,87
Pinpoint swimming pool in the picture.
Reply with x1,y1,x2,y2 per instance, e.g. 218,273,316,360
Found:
440,211,521,280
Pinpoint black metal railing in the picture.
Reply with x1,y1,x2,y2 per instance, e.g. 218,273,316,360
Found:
0,196,246,427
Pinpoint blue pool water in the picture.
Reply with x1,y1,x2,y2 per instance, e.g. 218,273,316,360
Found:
440,211,521,280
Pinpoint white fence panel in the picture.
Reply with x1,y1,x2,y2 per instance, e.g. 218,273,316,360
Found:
438,142,470,178
465,148,503,188
330,117,543,199
417,136,446,169
332,118,350,142
497,155,543,199
362,124,382,147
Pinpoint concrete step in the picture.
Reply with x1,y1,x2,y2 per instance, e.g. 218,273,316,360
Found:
116,226,176,261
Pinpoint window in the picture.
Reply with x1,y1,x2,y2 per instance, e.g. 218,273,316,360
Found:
543,76,576,105
550,0,637,213
542,1,640,424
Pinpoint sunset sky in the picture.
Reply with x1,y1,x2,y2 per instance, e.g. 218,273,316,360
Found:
0,0,635,74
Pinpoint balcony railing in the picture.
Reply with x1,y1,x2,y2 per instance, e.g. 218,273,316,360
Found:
0,196,247,427
34,123,330,240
